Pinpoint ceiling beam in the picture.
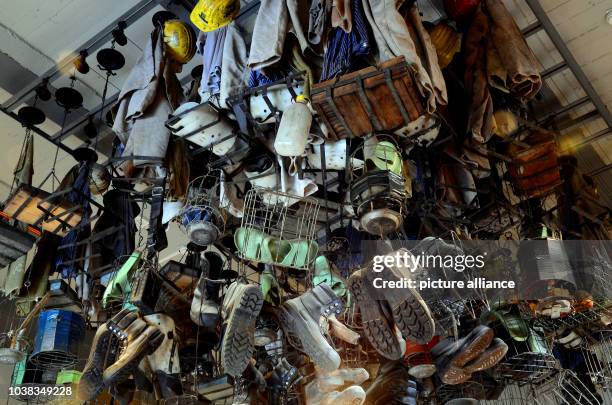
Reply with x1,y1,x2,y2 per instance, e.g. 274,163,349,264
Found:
525,0,612,131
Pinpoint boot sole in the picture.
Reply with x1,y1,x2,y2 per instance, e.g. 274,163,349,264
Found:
281,299,341,372
376,263,435,344
464,338,508,373
348,270,404,360
450,326,494,368
438,364,471,385
221,285,263,377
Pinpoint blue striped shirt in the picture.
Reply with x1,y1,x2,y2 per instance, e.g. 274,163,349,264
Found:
321,0,371,81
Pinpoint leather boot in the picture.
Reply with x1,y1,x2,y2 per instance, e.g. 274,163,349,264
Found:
366,361,418,405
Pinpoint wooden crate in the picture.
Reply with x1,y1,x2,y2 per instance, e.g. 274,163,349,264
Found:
311,56,425,139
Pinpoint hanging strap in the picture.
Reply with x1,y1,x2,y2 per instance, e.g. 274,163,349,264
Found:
147,183,168,258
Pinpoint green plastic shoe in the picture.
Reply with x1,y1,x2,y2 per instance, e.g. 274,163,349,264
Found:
103,251,141,309
313,256,347,299
235,228,291,264
260,266,281,305
281,240,319,268
365,140,403,175
491,306,529,342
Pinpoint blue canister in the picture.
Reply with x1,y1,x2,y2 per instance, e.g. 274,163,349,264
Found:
30,309,85,369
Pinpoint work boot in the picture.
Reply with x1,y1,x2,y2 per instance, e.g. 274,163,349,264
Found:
78,309,135,400
190,251,224,329
348,250,435,360
432,325,508,384
143,313,181,375
220,281,264,377
267,358,299,405
279,283,343,372
366,361,418,405
103,311,164,388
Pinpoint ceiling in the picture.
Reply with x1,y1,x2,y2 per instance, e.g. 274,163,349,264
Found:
0,0,610,203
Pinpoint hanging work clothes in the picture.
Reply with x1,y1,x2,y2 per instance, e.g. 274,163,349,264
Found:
198,26,228,101
321,0,371,81
112,27,183,170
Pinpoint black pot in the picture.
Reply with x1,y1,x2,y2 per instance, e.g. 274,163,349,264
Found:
17,106,46,125
55,87,83,110
96,48,125,71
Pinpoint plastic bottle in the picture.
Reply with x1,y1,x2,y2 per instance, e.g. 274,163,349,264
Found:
274,95,312,157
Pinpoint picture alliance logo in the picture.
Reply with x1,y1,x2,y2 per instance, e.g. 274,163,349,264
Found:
372,250,486,273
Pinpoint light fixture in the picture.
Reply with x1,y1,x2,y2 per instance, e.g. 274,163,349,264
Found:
84,116,98,139
34,78,51,101
112,21,128,46
74,50,90,74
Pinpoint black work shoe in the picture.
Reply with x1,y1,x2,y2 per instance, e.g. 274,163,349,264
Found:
366,361,419,405
348,250,435,360
279,283,343,372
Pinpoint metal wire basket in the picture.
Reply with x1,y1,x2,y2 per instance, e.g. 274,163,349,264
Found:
179,173,226,247
519,300,610,333
436,379,485,404
237,188,320,271
529,369,601,405
581,330,612,396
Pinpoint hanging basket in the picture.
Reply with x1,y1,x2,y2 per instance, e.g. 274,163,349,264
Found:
30,309,85,370
179,173,226,247
236,188,320,271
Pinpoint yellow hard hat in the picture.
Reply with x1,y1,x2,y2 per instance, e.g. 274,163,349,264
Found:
190,0,240,32
493,110,519,137
428,22,461,69
163,19,197,64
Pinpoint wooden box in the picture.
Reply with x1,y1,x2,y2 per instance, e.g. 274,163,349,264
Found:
311,56,425,139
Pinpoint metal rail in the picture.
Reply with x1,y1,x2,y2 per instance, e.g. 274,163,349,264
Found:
525,0,612,175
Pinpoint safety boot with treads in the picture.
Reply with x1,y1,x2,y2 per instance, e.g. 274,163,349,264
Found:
279,283,343,372
220,281,264,377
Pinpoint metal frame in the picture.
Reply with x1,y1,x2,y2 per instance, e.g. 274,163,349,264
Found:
523,0,612,174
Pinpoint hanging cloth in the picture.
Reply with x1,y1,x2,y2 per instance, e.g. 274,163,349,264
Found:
54,163,92,279
321,0,371,81
0,131,35,296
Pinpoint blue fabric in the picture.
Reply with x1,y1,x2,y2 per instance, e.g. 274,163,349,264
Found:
181,206,213,227
321,0,371,81
55,163,91,279
553,344,585,370
248,69,286,88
